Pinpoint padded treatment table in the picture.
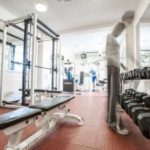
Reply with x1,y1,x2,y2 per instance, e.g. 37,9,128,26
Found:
0,107,41,130
30,95,75,111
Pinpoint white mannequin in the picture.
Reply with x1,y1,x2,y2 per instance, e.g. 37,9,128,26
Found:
106,10,134,135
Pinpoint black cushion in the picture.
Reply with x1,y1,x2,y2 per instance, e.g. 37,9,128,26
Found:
30,96,75,111
0,107,41,130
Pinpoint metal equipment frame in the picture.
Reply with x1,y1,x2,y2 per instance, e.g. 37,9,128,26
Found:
0,13,60,106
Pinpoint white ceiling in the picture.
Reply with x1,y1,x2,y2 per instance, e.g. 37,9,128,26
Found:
141,4,150,21
0,0,139,33
61,27,111,55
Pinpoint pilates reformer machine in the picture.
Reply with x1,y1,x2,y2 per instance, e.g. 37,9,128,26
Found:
0,13,63,107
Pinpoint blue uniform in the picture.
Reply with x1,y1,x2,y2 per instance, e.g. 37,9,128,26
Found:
91,70,96,83
67,71,73,80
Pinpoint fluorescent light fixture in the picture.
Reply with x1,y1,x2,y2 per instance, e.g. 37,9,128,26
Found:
35,2,47,12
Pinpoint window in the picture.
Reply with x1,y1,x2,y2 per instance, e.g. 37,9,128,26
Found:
9,44,23,72
140,24,150,67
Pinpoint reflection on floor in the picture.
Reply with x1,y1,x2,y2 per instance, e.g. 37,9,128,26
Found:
0,92,150,150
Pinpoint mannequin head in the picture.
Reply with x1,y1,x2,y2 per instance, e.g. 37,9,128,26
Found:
121,10,134,25
111,22,126,37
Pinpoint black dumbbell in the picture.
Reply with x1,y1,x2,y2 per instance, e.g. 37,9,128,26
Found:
146,67,150,79
142,67,150,79
126,93,147,116
140,67,148,79
137,112,150,138
123,92,140,110
131,95,150,125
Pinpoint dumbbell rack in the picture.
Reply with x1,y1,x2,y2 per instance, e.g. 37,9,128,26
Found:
120,67,150,139
120,67,150,93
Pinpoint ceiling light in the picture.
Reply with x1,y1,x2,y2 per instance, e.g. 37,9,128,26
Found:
35,2,47,12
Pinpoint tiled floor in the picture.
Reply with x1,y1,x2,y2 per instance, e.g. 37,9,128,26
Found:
0,92,150,150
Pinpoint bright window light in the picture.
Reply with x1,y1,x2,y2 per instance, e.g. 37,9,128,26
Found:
35,3,47,12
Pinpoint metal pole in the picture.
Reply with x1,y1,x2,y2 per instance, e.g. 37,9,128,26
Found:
22,19,29,105
55,40,57,90
37,19,59,37
0,23,7,106
0,39,13,46
7,15,32,25
51,39,55,90
37,25,57,39
11,45,16,70
30,13,37,105
57,40,61,90
0,29,23,41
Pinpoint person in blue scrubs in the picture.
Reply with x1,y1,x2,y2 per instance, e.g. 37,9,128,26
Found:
90,68,97,91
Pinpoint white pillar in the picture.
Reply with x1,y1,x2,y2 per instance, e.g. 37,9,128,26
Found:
30,13,37,105
37,42,44,89
0,23,7,106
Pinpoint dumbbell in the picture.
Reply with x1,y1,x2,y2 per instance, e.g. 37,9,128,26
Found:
131,106,150,124
125,93,147,115
125,89,136,96
134,68,142,79
141,67,150,79
137,112,150,138
133,69,138,79
128,71,133,79
131,70,135,79
124,72,128,80
123,92,146,112
120,90,136,108
145,67,150,79
131,95,150,124
122,91,140,109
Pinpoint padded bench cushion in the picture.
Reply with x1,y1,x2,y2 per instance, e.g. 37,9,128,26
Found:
0,107,41,130
30,96,75,111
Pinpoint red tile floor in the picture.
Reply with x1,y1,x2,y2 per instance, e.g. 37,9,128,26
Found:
0,92,150,150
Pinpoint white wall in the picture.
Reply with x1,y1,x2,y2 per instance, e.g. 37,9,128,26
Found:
74,53,107,91
0,6,16,20
0,7,23,96
125,0,150,93
0,44,22,96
